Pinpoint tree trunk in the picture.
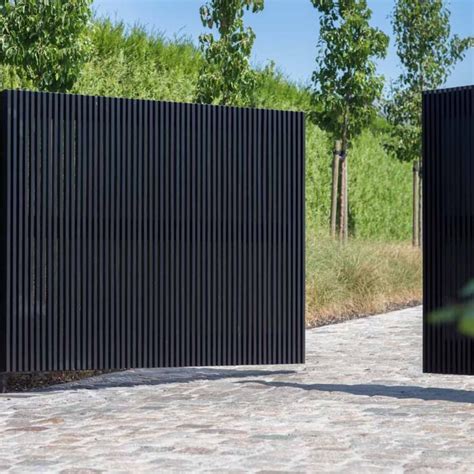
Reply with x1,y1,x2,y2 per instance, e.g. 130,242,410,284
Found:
343,155,348,243
330,140,341,238
340,120,348,243
339,156,348,243
413,161,419,247
418,162,422,248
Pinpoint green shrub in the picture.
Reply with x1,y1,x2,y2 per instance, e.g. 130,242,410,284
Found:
0,19,413,241
73,20,202,102
349,131,412,240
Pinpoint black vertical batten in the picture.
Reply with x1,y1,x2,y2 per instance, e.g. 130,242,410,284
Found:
423,85,474,375
0,89,305,372
0,92,9,373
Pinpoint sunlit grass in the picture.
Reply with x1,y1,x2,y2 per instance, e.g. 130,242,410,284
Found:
306,231,422,327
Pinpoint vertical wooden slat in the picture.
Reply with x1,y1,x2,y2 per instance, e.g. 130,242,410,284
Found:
158,101,164,367
423,86,474,374
104,96,110,369
64,93,71,370
75,94,82,369
0,92,11,372
144,98,150,367
109,96,115,368
163,101,170,367
137,98,143,368
1,90,305,373
86,95,93,369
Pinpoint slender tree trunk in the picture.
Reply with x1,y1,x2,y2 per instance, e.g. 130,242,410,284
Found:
331,140,341,238
344,155,348,242
340,120,348,243
412,161,419,247
418,75,424,248
339,157,344,242
418,162,422,248
339,156,348,243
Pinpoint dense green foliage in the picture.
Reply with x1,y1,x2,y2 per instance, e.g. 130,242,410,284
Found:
310,0,389,241
310,0,388,143
306,125,411,239
196,0,264,105
73,20,202,101
0,0,92,92
0,19,413,240
386,0,473,163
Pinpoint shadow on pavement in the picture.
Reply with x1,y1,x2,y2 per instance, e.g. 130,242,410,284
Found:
237,380,474,404
36,368,297,393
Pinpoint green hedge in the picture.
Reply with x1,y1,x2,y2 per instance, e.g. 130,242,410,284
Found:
0,20,412,240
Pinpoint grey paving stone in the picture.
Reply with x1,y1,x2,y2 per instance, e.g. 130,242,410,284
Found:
0,306,473,472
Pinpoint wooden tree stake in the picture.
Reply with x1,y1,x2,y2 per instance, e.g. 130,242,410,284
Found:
413,161,419,247
339,154,347,243
330,140,341,238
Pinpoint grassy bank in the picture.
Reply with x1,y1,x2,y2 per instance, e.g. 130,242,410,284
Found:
306,233,422,327
0,19,422,331
1,20,414,241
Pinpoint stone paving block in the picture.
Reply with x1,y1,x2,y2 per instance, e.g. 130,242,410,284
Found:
0,306,474,471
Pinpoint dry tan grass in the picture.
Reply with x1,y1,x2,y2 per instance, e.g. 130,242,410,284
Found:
305,233,422,327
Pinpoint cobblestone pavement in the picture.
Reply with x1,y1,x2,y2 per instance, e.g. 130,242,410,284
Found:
1,306,474,472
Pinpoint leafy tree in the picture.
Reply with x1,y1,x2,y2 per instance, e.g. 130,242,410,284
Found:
195,0,264,106
386,0,473,246
0,0,92,92
310,0,388,241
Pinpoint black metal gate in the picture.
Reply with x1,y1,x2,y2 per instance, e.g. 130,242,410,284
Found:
423,85,474,374
0,90,305,373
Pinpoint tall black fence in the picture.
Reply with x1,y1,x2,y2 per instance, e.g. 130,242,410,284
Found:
423,85,474,374
0,90,305,373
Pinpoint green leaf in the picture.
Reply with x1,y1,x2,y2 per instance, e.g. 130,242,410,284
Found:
458,313,474,337
385,0,472,164
0,0,92,92
460,280,474,298
429,307,458,324
195,0,263,106
309,0,388,143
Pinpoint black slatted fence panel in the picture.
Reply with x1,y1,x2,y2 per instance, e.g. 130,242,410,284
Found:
423,85,474,374
0,90,305,373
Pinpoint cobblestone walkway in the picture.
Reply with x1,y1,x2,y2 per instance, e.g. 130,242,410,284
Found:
1,306,474,472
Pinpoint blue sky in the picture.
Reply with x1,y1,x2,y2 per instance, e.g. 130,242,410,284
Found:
93,0,474,89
